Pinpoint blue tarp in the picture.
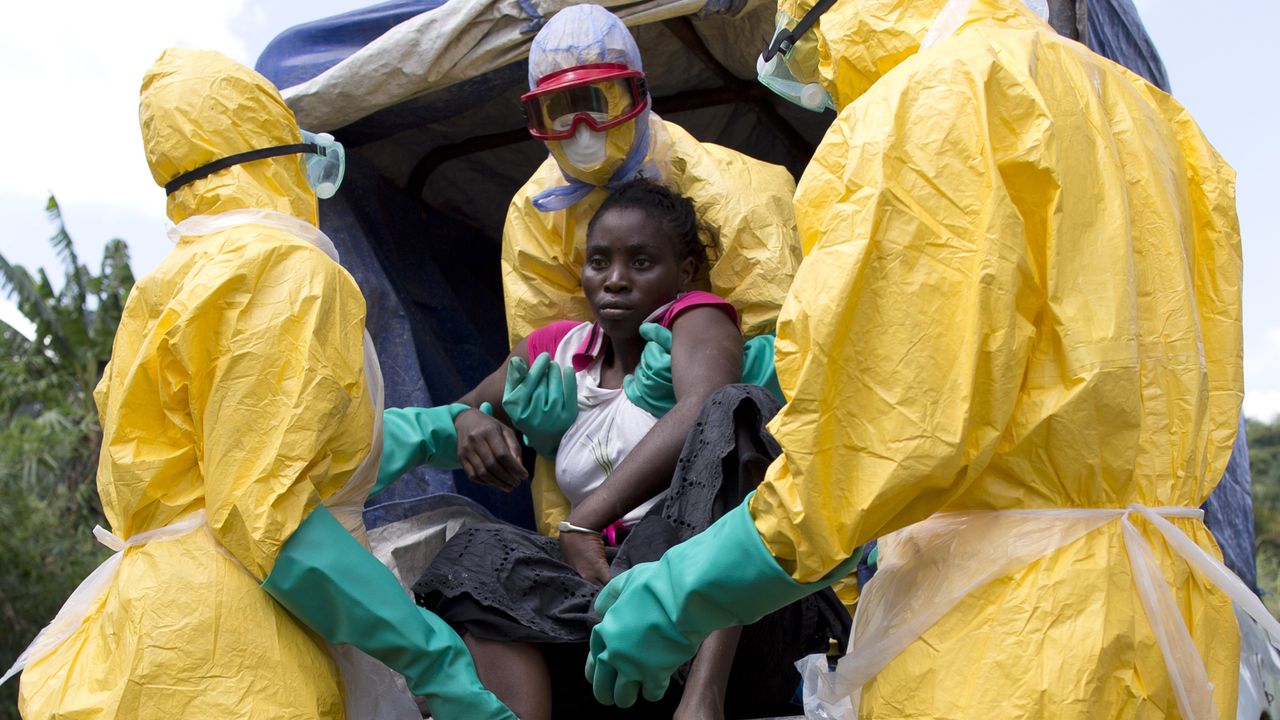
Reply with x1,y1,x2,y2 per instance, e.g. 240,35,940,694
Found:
1205,415,1259,592
256,1,447,90
319,153,532,530
1087,0,1171,92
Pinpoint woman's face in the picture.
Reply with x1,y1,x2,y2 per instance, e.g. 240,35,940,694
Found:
582,207,694,341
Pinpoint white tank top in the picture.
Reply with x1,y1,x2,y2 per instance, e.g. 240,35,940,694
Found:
551,322,665,527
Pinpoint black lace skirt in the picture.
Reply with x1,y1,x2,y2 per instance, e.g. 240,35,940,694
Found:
413,385,851,717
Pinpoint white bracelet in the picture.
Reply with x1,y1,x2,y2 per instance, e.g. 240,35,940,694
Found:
557,520,601,535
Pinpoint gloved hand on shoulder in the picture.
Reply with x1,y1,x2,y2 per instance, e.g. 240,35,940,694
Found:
624,323,784,418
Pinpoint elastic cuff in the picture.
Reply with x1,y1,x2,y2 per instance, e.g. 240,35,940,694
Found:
741,492,861,587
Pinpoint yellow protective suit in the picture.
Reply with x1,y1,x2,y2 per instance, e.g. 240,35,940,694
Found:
18,49,375,718
505,114,802,534
747,0,1244,717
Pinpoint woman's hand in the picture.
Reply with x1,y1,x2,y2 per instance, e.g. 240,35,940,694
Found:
559,530,611,586
454,406,527,491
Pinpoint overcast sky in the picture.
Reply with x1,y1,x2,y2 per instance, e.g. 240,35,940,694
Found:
0,0,1276,420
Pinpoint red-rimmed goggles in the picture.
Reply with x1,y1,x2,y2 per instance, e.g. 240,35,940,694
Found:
521,63,649,141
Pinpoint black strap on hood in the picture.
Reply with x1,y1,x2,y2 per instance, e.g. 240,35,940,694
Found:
762,0,840,62
164,143,318,195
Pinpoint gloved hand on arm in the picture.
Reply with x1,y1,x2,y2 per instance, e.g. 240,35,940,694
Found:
372,403,472,497
501,352,578,458
377,399,530,496
378,339,566,497
262,505,516,719
625,323,784,417
585,496,861,707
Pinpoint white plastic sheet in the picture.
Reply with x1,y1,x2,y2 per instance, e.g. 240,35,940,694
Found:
281,0,756,131
798,505,1280,720
0,511,208,686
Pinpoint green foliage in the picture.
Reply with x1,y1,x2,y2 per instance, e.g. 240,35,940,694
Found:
1249,416,1280,617
0,197,133,421
0,412,110,657
0,197,131,719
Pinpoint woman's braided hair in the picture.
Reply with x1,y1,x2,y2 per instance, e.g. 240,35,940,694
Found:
587,178,717,273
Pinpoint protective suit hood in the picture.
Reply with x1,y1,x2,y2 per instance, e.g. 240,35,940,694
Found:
526,5,653,208
140,48,317,226
781,0,1044,110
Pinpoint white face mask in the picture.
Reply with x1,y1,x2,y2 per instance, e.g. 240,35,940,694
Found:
559,123,609,170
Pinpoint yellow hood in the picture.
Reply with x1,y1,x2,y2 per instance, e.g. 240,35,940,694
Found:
778,0,1044,110
139,47,317,225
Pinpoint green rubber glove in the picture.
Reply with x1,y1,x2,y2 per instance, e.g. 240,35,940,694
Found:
586,496,861,707
742,334,785,405
501,353,577,458
623,323,675,417
373,403,472,497
624,324,785,417
262,505,515,719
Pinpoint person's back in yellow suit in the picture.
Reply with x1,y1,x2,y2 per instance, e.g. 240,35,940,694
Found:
586,1,1253,717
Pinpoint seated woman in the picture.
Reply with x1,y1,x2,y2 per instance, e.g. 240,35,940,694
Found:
394,180,847,719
